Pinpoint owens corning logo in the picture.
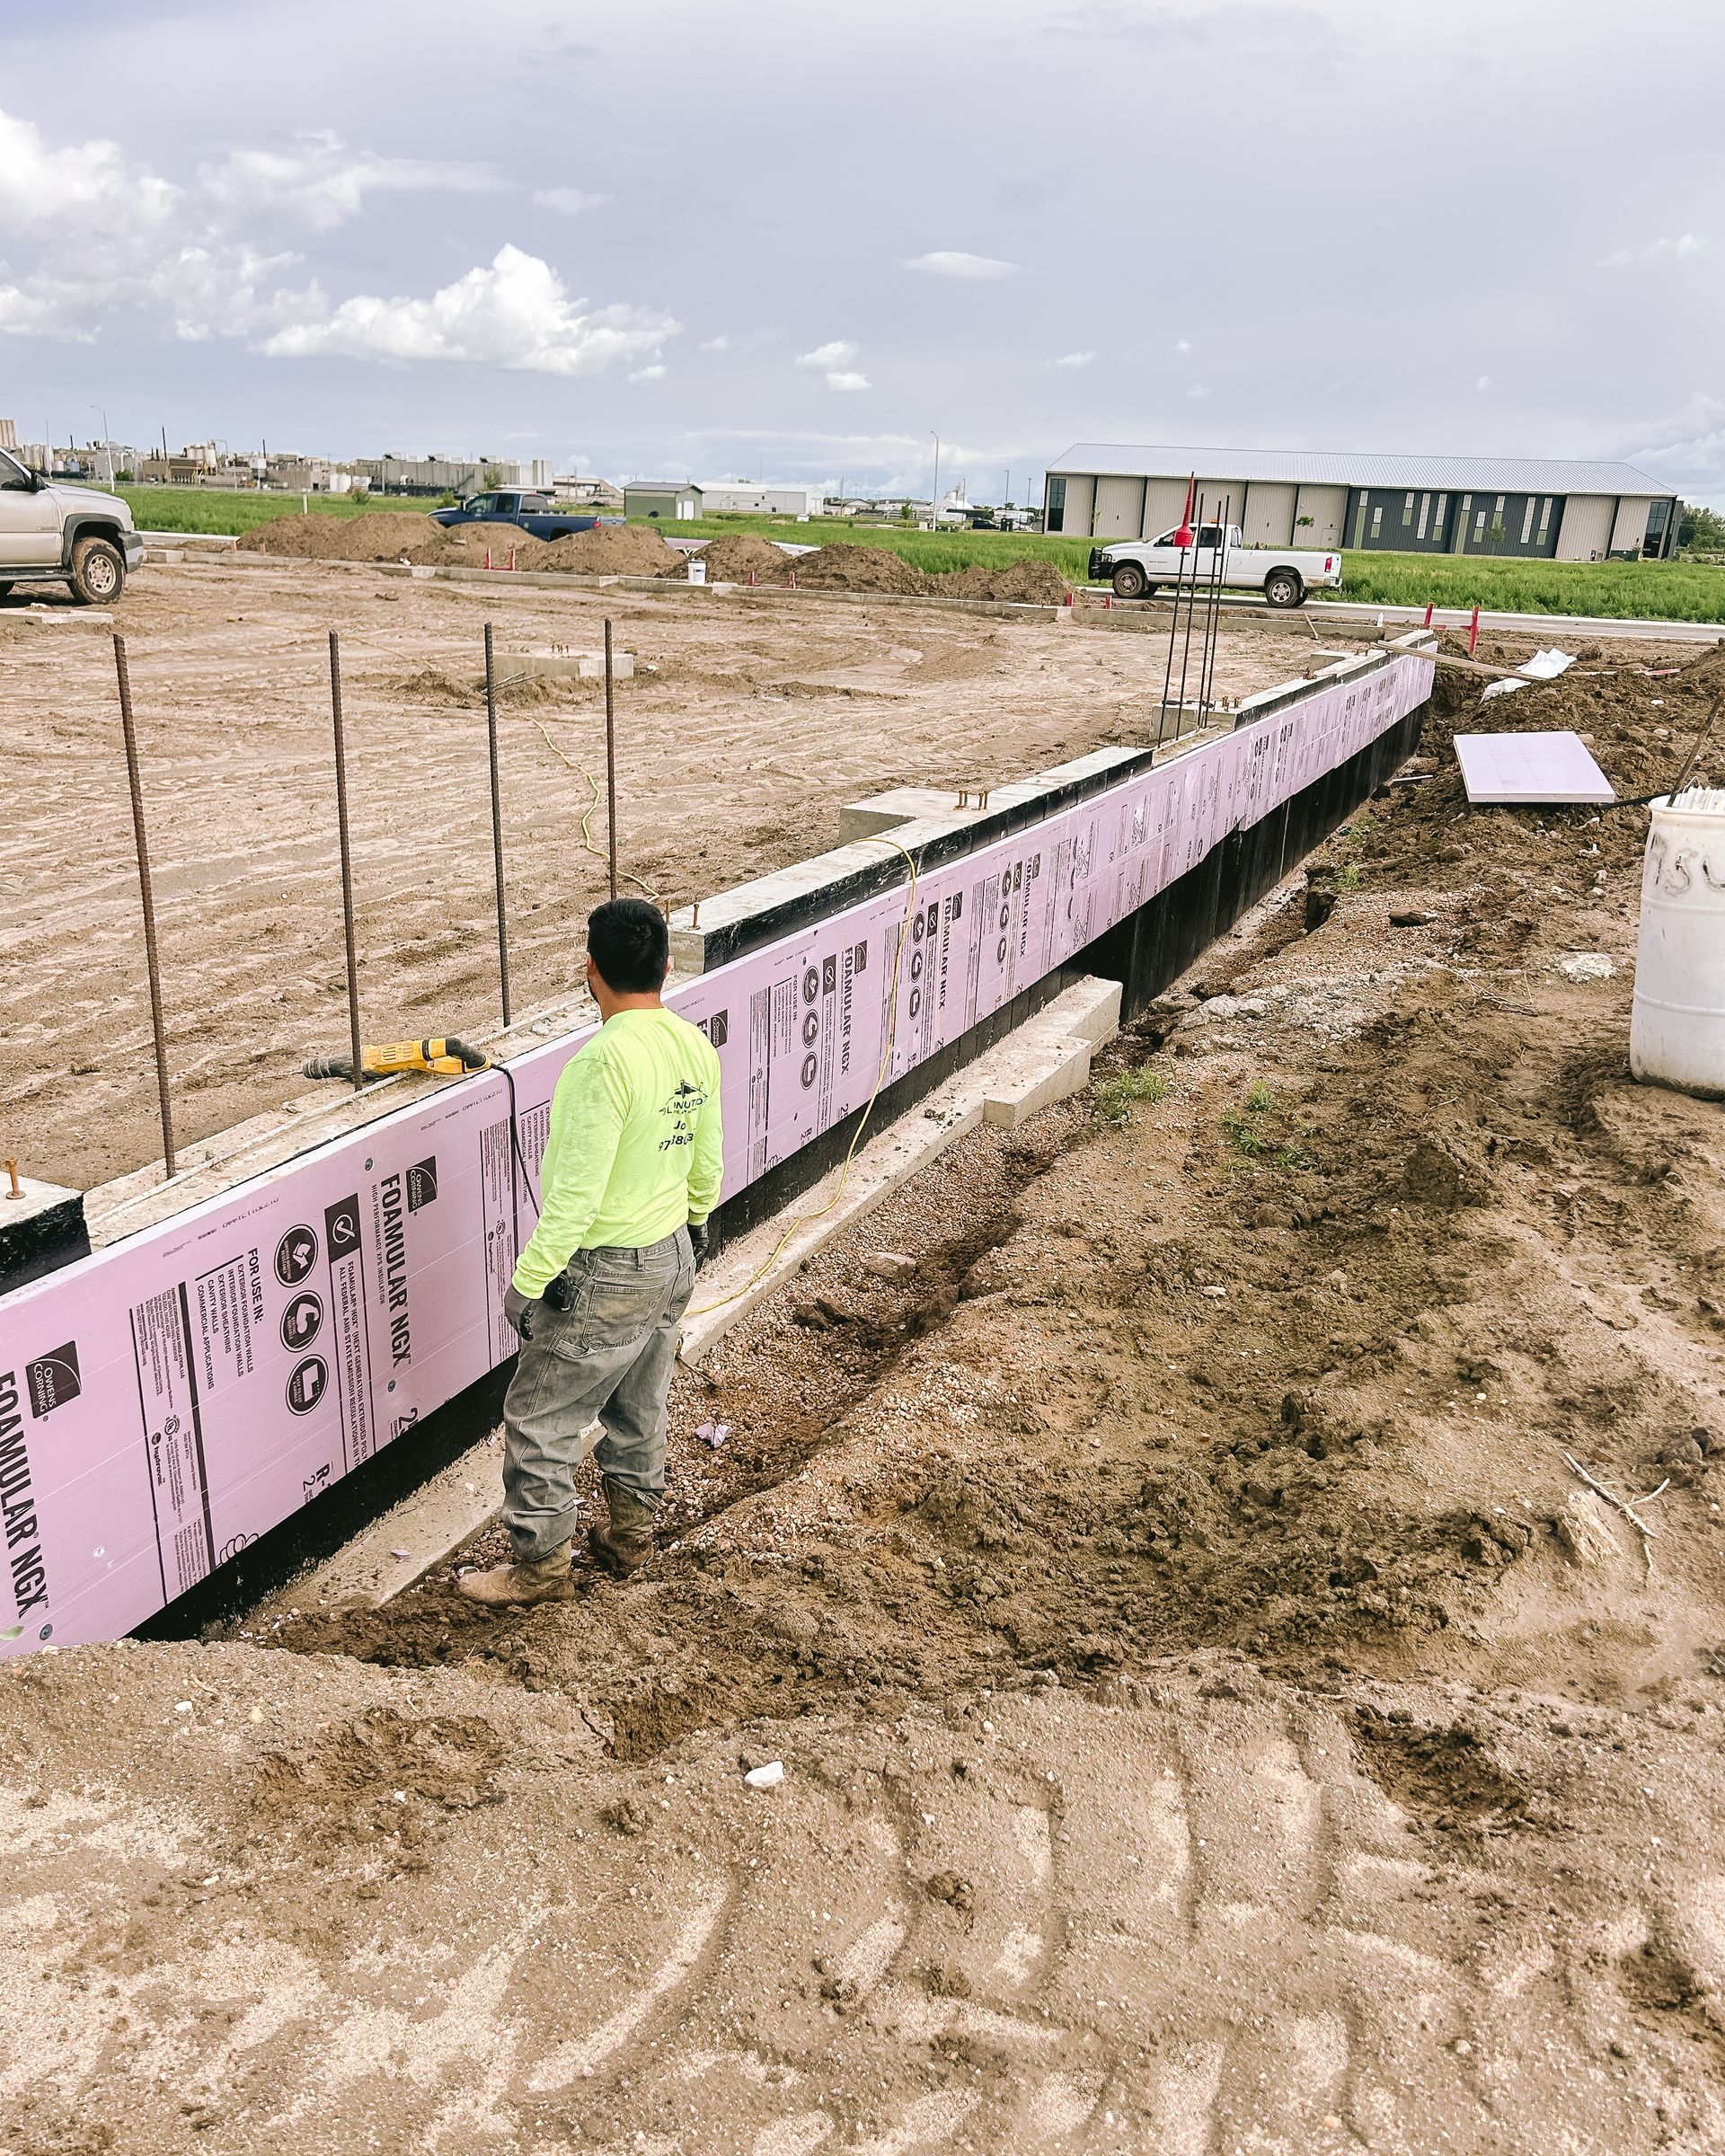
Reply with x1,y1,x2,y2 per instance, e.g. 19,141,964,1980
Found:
405,1156,438,1212
26,1341,80,1418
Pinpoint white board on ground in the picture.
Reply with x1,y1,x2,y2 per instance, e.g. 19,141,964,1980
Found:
1455,730,1615,805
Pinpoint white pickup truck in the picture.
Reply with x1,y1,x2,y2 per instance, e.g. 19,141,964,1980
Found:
0,448,143,604
1088,522,1341,609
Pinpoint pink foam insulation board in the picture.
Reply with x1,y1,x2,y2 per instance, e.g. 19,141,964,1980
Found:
1455,730,1615,805
0,652,1433,1653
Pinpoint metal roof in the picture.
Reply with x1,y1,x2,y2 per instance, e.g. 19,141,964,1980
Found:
1049,442,1676,499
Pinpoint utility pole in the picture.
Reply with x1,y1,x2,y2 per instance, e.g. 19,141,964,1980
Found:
931,432,941,526
90,406,111,484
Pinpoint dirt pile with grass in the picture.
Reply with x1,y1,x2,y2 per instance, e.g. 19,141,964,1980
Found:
666,533,795,583
930,559,1073,605
244,509,451,562
535,523,682,576
781,542,929,595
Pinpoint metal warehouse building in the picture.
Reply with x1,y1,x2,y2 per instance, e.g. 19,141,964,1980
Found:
1044,444,1679,561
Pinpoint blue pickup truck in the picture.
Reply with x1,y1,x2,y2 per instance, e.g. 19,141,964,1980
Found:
430,489,616,540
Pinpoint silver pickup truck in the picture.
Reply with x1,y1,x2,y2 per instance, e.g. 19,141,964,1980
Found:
0,449,143,604
1088,521,1342,609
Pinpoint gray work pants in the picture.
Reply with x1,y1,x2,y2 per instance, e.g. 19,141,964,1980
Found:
501,1228,695,1561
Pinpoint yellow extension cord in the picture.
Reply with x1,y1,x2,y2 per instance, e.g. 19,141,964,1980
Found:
530,714,661,904
685,834,921,1320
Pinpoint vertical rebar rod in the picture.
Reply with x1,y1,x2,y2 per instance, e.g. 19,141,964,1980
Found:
1197,492,1231,726
482,623,512,1025
327,632,365,1092
1174,491,1208,736
603,616,619,901
112,634,177,1179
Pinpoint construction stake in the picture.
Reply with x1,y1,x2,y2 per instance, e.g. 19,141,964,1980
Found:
604,617,619,901
482,623,512,1026
327,631,365,1093
112,634,178,1179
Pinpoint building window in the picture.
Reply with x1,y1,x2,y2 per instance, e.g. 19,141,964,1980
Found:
1432,493,1448,543
1417,493,1430,538
1475,507,1488,540
1537,497,1552,544
1402,490,1415,527
1370,503,1383,539
1047,476,1066,532
1520,497,1536,544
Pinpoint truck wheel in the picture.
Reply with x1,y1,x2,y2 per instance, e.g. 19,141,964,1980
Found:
69,537,125,605
1263,568,1305,610
1111,563,1148,600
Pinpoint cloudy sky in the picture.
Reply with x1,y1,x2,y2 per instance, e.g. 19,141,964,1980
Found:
4,0,1723,501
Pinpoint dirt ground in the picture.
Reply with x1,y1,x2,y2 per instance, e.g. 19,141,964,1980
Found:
0,561,1315,1189
8,627,1725,2153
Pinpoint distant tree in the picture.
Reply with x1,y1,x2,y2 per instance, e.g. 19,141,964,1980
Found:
1677,500,1725,550
482,464,505,489
899,500,914,522
114,468,134,483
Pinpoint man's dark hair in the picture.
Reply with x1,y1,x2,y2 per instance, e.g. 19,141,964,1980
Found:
587,897,668,994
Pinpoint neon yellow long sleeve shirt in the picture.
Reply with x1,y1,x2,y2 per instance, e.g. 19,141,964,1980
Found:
512,1006,723,1296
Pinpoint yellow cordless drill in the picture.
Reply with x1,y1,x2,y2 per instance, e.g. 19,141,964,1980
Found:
303,1038,491,1083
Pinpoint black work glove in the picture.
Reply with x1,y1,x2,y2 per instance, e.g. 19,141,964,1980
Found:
688,1220,711,1272
503,1282,536,1342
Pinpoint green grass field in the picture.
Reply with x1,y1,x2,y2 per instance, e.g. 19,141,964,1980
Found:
112,490,1725,623
116,486,444,535
1327,548,1725,623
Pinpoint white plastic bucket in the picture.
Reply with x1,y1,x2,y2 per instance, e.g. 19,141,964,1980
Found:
1630,787,1725,1097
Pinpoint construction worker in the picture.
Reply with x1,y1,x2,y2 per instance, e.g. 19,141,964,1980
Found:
457,897,722,1605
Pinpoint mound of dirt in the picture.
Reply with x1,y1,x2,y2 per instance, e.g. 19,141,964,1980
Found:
535,524,683,576
244,510,447,562
668,534,796,584
929,559,1073,605
781,542,928,595
421,520,552,568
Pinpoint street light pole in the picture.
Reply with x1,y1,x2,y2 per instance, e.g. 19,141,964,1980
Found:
931,432,941,526
90,404,111,485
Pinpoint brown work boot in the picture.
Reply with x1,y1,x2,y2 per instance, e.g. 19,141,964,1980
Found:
588,1480,659,1580
455,1540,577,1606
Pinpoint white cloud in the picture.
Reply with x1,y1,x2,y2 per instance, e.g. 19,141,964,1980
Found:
534,186,611,216
905,251,1018,280
198,132,497,233
261,246,679,376
796,339,869,390
1184,381,1210,399
630,362,667,382
701,333,731,350
0,107,175,234
1601,233,1711,269
1052,349,1095,367
0,106,671,378
1174,338,1191,352
1475,373,1491,391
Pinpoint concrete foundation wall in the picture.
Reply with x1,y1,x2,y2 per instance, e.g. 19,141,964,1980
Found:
0,638,1433,1652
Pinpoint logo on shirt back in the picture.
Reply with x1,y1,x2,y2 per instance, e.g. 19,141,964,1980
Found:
659,1077,709,1153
